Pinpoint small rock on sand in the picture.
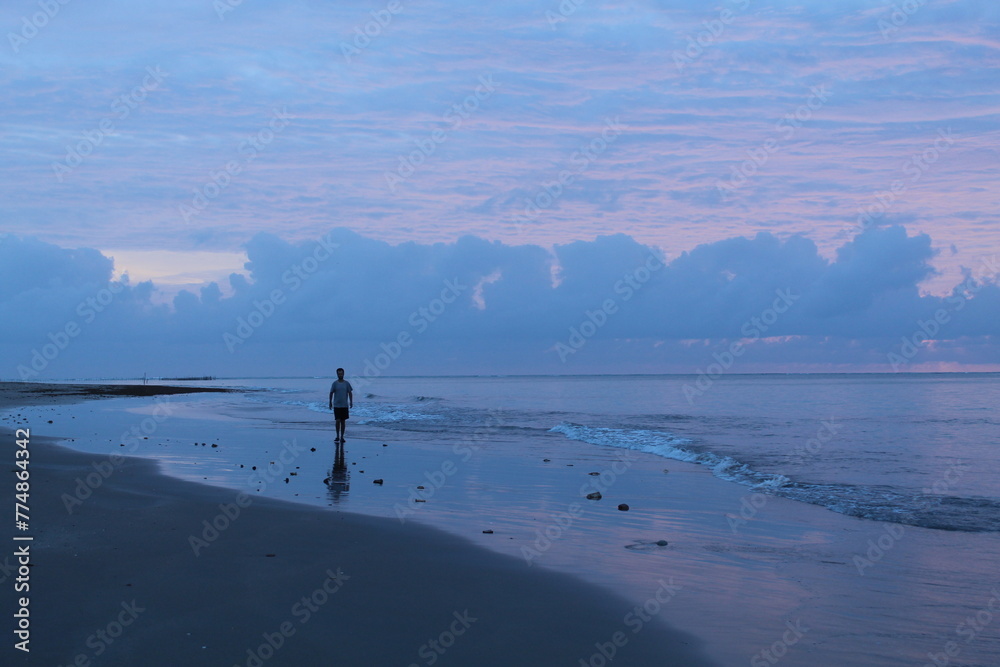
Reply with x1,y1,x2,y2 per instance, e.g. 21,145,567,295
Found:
586,491,602,500
618,504,629,511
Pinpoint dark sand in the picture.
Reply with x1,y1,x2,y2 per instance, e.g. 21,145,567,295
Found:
1,383,717,666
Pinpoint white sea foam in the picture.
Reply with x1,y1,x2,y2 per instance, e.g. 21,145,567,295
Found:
550,422,1000,531
550,422,792,491
292,399,440,424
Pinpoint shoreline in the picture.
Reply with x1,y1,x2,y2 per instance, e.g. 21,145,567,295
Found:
0,380,236,402
1,382,717,666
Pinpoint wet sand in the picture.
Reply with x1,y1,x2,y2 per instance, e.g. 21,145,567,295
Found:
0,382,716,666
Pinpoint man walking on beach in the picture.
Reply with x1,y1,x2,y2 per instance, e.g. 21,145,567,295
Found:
328,368,354,443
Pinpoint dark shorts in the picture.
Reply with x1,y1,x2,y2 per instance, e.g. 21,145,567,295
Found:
334,407,349,421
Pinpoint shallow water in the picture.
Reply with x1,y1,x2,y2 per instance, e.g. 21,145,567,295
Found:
7,373,1000,666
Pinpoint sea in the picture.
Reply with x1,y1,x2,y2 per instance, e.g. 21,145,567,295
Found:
7,373,1000,666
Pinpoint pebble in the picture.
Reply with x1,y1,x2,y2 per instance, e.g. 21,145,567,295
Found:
586,491,602,500
618,503,629,511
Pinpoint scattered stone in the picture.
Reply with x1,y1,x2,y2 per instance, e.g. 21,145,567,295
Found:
265,554,276,557
663,469,669,474
252,466,257,470
566,464,574,467
414,499,426,503
382,443,388,447
283,478,289,483
310,447,316,452
290,472,297,476
588,472,600,476
586,491,602,500
47,420,53,424
373,479,384,485
211,444,218,448
417,485,425,490
618,504,630,511
543,458,551,462
656,540,668,546
482,530,494,534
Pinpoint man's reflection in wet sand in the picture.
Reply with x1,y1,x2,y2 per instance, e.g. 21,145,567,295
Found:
324,438,350,503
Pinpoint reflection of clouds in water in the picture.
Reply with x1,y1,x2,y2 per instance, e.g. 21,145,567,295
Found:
324,440,350,503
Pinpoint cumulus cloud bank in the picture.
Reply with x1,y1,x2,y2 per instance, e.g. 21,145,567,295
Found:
1,226,996,379
1,0,997,297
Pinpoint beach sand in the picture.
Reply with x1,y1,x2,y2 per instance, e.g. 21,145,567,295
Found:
1,383,717,666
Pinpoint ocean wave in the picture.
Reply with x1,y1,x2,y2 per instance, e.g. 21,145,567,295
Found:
550,423,790,491
550,422,1000,532
777,483,1000,533
293,400,440,424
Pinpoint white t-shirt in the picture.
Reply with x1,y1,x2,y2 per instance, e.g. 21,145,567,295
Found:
330,380,353,408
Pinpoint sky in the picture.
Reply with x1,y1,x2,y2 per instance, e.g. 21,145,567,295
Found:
1,0,998,378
